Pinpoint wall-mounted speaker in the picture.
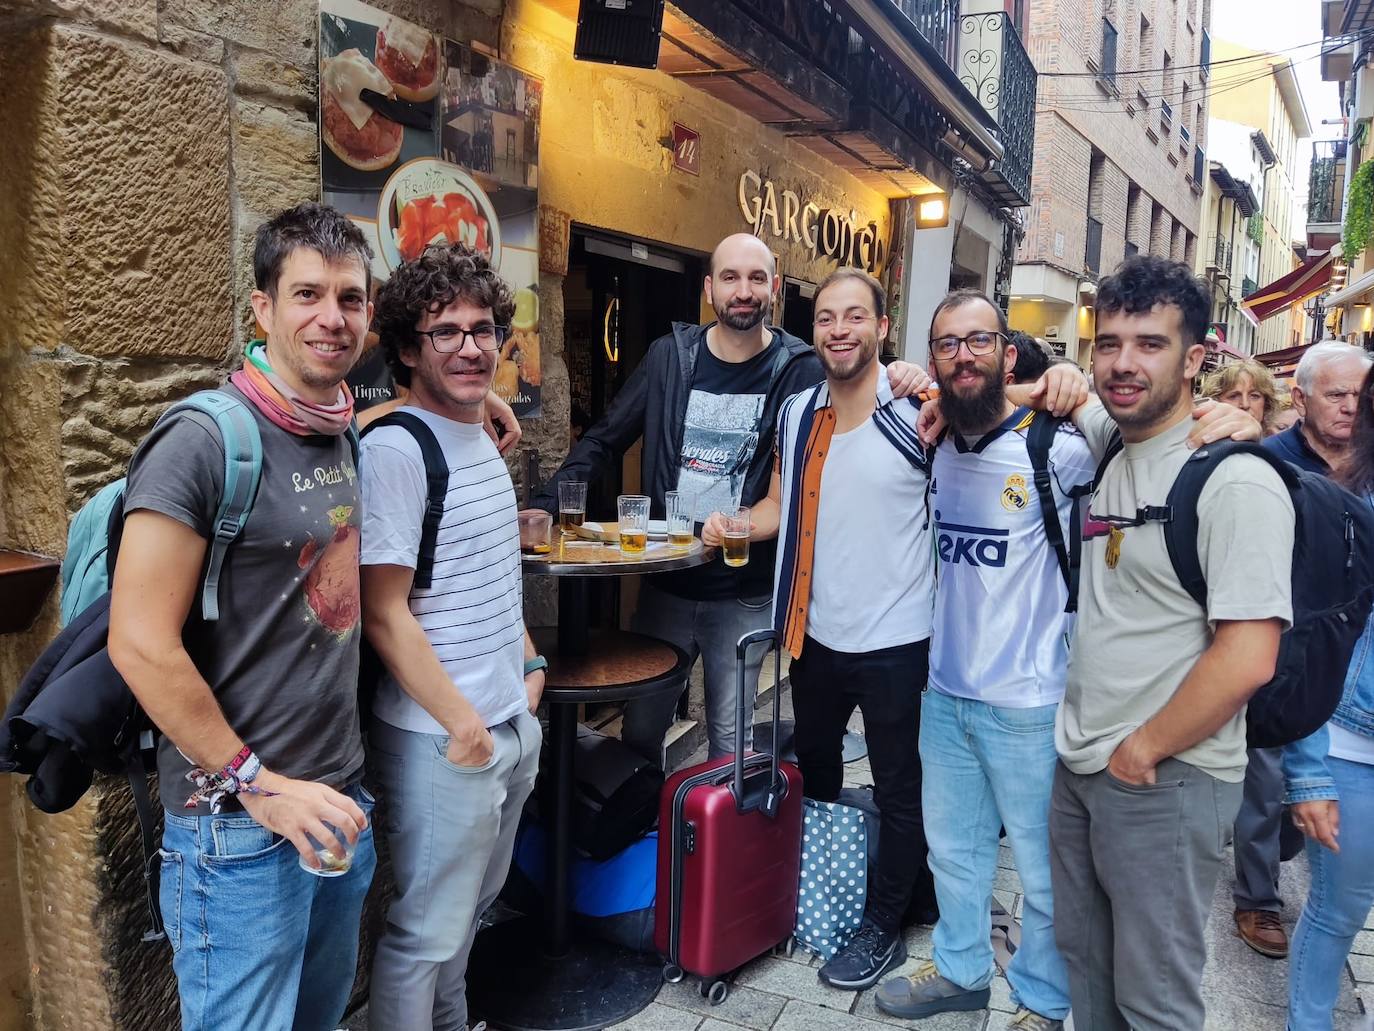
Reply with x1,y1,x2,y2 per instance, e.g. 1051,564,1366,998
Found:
573,0,667,69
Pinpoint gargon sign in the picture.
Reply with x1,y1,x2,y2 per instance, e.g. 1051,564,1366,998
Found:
737,169,886,274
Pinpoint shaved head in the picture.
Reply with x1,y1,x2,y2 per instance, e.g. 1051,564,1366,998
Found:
709,233,776,278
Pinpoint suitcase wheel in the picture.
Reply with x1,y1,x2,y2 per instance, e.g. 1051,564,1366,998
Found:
773,936,795,959
700,978,729,1005
661,963,684,984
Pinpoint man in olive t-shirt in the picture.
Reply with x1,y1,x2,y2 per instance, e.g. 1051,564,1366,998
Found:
1049,257,1294,1031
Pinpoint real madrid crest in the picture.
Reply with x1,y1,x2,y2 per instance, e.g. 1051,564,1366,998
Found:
1001,473,1029,512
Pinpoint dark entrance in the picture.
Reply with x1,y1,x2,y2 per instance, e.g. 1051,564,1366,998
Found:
780,277,816,342
562,229,704,510
560,229,704,627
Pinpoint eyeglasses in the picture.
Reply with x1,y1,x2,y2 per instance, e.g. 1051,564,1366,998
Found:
814,312,876,329
417,324,509,352
929,331,1009,360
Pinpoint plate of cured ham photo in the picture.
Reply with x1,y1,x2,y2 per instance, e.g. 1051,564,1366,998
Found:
376,158,502,272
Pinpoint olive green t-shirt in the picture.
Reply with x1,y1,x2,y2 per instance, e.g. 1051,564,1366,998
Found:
1057,405,1294,783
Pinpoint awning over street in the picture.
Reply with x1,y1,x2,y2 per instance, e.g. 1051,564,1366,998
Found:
1325,265,1374,307
1241,250,1338,323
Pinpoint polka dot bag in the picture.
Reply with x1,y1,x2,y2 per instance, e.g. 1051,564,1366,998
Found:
794,796,870,960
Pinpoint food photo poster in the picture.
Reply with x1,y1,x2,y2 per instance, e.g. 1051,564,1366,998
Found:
320,0,543,417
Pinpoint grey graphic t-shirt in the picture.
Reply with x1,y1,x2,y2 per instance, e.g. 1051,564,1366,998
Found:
677,339,779,517
123,385,366,812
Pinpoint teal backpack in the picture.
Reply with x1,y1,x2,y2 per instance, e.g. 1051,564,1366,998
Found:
59,391,266,625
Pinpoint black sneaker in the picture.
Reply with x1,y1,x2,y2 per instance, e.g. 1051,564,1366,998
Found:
818,922,907,990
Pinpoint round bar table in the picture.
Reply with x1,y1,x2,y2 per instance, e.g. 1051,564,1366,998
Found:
468,537,713,1031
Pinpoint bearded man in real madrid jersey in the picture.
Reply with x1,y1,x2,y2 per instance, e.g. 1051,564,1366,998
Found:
874,290,1094,1030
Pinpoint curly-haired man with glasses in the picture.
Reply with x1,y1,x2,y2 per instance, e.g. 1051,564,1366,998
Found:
359,243,544,1031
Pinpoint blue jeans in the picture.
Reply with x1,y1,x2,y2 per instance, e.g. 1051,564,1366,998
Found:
159,784,377,1031
920,688,1070,1020
1288,756,1374,1030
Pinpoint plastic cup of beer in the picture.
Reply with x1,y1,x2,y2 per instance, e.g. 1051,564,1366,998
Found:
723,506,751,567
559,481,587,536
300,825,353,878
665,491,696,549
519,510,552,554
618,495,650,554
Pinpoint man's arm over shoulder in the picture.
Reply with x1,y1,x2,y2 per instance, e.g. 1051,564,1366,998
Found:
531,335,665,512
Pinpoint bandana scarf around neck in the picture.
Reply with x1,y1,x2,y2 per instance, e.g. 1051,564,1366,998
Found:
230,339,356,436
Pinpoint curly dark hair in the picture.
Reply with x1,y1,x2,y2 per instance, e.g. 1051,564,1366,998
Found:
253,202,373,297
1096,255,1210,347
372,244,517,388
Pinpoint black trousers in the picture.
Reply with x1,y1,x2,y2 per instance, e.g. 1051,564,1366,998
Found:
790,634,931,933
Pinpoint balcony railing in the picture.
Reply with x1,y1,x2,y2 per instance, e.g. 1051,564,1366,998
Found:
1086,216,1104,275
1309,139,1349,225
1208,235,1233,275
956,11,1037,206
898,0,961,67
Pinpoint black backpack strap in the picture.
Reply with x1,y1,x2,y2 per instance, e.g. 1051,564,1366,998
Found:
1026,413,1072,604
127,747,166,942
361,412,449,589
1162,441,1297,610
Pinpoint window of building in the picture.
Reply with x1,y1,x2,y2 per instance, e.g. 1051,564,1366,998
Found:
1140,14,1152,84
1102,18,1118,82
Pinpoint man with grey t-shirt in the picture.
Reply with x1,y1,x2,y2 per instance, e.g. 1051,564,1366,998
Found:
1050,257,1294,1031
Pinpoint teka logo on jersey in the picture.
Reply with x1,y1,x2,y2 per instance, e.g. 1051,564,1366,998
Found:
934,514,1009,568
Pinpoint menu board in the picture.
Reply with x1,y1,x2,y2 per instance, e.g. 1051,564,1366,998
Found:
320,0,543,417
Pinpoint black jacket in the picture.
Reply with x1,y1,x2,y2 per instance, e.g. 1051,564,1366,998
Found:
534,322,822,597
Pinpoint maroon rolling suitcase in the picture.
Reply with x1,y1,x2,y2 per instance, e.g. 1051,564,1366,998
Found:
654,627,803,1004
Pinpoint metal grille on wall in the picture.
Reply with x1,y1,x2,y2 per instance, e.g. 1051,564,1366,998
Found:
954,11,1036,205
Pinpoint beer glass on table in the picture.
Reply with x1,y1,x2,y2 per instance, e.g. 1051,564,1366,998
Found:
665,491,696,549
618,495,650,554
519,510,552,555
559,481,587,536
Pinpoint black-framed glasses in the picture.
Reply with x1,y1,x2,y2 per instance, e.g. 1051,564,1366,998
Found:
417,324,509,353
929,331,1009,360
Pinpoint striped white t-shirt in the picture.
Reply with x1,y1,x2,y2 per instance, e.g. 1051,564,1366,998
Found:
360,406,526,733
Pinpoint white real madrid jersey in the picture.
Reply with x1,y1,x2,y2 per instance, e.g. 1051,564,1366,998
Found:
929,409,1097,708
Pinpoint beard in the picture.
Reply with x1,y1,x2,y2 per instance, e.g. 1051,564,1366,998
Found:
716,297,766,331
818,334,878,382
940,359,1007,434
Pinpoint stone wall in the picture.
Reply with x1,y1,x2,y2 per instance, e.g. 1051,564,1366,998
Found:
0,0,502,1027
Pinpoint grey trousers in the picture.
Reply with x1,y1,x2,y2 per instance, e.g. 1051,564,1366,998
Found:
369,711,541,1031
1233,745,1284,912
1049,758,1243,1031
623,581,772,764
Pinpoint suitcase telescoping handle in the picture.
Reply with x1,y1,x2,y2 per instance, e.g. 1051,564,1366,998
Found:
732,627,785,818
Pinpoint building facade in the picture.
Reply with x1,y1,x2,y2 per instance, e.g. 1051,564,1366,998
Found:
1310,0,1374,349
1210,41,1312,355
1195,125,1263,355
1009,0,1211,365
0,0,1034,1027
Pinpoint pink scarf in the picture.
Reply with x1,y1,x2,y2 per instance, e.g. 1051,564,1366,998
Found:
230,340,355,436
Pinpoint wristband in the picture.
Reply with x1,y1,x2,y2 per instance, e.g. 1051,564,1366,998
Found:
183,747,278,812
524,655,549,677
